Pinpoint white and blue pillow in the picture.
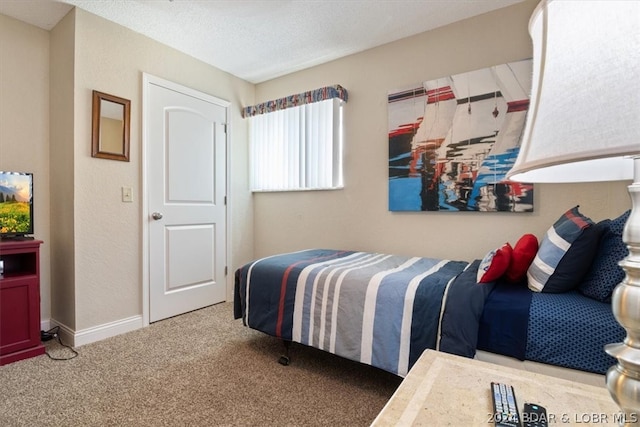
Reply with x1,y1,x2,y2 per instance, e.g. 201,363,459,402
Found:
477,243,512,283
528,206,595,292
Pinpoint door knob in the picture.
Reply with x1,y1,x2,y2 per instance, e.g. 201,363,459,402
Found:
151,212,163,220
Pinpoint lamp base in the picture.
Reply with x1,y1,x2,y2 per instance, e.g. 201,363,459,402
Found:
605,347,640,426
606,156,640,426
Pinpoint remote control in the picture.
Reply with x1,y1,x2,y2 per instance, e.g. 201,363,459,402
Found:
523,403,547,427
491,382,521,427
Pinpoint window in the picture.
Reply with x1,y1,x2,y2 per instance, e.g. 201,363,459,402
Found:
244,86,347,192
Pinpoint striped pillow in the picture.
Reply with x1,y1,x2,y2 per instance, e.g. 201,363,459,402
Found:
527,206,594,292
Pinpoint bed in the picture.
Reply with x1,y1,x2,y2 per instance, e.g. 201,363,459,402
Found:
233,207,629,378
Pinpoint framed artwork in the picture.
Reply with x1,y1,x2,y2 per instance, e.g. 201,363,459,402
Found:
388,59,533,212
91,90,131,162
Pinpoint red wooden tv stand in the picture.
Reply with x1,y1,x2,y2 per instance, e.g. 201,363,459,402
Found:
0,239,45,365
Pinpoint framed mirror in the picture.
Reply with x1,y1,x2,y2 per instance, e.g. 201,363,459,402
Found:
91,90,131,161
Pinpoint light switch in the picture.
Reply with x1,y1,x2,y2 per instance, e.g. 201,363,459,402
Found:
122,186,133,202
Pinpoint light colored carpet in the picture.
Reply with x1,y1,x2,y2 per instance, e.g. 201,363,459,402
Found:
0,302,401,426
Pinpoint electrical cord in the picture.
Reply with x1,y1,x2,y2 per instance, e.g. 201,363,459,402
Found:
42,326,79,360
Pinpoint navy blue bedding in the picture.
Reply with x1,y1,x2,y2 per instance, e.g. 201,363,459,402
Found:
234,250,492,377
235,248,625,376
477,281,532,361
526,291,624,374
439,259,495,358
478,281,625,374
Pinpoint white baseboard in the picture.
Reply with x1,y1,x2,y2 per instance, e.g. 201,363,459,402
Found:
48,315,144,348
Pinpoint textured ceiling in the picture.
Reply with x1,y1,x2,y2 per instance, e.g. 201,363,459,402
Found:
1,0,526,83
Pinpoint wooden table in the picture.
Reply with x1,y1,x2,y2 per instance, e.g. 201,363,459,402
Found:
371,350,631,426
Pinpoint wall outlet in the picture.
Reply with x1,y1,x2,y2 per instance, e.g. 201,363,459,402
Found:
122,186,133,202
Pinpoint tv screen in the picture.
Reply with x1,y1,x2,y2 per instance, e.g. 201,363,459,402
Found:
0,171,34,238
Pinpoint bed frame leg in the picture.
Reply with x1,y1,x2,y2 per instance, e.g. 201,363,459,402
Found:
278,340,291,366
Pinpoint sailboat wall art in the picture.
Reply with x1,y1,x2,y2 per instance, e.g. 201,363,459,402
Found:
388,59,534,212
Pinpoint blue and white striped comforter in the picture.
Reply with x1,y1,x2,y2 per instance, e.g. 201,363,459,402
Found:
234,249,489,377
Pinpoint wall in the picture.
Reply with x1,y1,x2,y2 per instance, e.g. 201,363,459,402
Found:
1,1,632,343
252,0,631,262
0,14,52,324
4,8,255,337
69,9,254,331
49,10,76,329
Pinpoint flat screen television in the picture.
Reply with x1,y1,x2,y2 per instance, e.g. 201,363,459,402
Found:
0,171,34,239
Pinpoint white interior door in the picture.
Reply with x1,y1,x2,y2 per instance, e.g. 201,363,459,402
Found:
145,76,228,323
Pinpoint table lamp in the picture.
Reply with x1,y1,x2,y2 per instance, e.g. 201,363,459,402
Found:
506,0,640,423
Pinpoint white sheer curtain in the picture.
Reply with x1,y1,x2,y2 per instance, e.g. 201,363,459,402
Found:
250,98,343,191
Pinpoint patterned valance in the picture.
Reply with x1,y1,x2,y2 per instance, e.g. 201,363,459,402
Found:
242,84,348,118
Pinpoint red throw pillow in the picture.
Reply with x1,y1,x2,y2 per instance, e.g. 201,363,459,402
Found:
505,234,538,283
477,243,513,283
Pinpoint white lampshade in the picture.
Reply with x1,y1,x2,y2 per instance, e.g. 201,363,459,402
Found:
507,0,640,183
